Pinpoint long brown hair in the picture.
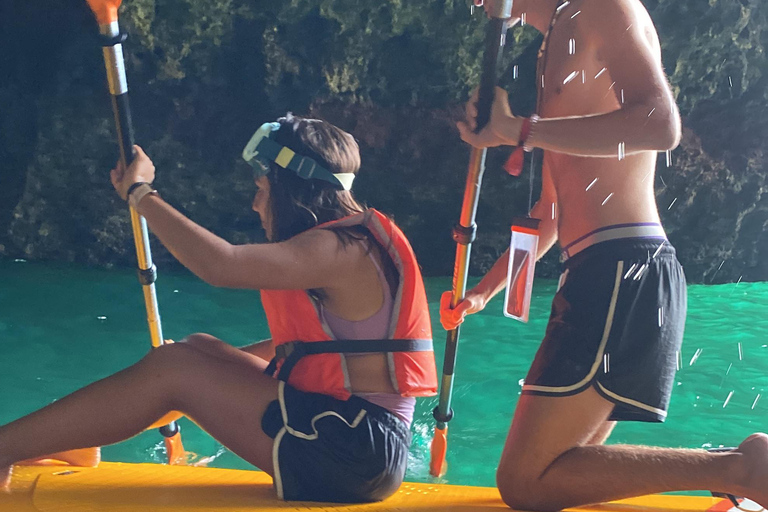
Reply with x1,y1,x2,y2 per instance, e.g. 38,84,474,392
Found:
266,113,366,243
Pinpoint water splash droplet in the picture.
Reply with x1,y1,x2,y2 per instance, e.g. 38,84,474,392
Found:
728,76,733,88
551,203,557,220
738,342,743,361
617,142,625,160
571,10,581,18
582,70,585,84
667,198,677,210
752,394,761,410
595,68,607,79
556,1,571,12
726,363,733,376
624,263,638,280
586,177,598,191
601,193,614,205
563,71,579,85
513,65,518,80
648,108,656,117
603,353,611,373
658,307,664,327
521,12,527,26
666,150,672,167
652,241,665,259
723,391,734,409
689,348,703,366
676,350,682,371
569,38,576,55
621,89,625,104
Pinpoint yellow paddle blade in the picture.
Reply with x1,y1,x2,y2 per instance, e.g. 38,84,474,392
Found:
85,0,122,24
18,447,101,468
429,426,448,477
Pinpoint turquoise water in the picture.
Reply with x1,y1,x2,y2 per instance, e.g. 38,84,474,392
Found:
1,259,766,489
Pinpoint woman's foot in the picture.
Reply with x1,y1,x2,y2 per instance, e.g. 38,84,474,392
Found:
736,433,768,509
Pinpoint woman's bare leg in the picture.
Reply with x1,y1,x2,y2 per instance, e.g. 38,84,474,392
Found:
1,341,280,490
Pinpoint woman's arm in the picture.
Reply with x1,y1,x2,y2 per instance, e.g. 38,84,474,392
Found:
112,146,361,291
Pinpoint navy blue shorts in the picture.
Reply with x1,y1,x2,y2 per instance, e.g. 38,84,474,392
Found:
522,238,687,422
261,382,411,502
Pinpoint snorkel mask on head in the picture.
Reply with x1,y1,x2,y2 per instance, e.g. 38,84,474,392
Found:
242,122,355,191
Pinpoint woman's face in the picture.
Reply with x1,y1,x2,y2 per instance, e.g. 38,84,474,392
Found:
252,175,273,241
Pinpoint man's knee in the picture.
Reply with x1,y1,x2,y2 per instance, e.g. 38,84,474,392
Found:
496,464,560,512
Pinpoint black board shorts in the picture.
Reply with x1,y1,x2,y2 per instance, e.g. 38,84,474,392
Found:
522,238,687,422
261,381,411,502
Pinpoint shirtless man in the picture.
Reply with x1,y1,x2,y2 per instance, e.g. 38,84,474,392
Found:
441,0,768,509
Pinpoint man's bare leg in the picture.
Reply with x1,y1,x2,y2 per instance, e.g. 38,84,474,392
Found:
496,385,767,511
0,342,280,491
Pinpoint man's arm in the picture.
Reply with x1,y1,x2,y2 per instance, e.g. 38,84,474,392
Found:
440,164,558,330
527,0,681,156
459,0,681,157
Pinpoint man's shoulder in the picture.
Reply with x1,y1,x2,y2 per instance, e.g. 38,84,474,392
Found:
574,0,651,30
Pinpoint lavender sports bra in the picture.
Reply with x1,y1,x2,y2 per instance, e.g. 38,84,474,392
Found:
319,252,416,427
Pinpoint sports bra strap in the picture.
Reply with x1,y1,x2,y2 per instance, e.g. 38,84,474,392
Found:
265,339,433,383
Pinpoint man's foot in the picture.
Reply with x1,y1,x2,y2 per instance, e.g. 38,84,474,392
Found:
737,433,768,509
0,465,11,493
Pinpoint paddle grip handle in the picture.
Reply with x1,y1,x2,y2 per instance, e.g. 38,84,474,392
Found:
112,93,136,167
474,17,508,132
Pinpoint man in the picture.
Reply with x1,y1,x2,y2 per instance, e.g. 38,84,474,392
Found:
441,0,767,509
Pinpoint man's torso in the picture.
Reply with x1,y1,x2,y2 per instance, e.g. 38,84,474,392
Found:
537,0,665,249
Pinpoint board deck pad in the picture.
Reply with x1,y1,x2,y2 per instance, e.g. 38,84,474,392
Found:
0,462,736,512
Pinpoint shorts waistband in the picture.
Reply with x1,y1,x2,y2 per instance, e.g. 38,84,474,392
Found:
560,223,666,262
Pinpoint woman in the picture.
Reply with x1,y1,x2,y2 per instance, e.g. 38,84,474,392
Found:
0,114,437,503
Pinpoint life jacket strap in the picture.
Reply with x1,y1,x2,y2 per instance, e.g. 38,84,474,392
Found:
265,338,433,383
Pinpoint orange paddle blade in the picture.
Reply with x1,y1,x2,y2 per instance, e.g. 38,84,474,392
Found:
429,426,449,477
85,0,122,24
164,432,186,466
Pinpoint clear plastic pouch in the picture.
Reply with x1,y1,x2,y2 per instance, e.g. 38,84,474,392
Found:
503,217,541,322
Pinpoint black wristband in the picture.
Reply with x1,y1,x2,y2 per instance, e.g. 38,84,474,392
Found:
126,181,149,200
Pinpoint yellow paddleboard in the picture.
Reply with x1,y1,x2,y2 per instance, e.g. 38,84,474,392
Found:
0,462,738,512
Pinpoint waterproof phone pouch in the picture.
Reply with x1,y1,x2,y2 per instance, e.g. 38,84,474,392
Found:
503,217,541,322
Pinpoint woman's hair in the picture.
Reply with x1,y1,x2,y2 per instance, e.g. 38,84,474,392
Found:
266,113,366,243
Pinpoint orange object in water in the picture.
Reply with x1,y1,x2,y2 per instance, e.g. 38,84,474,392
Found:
429,426,448,477
85,0,121,24
164,432,186,466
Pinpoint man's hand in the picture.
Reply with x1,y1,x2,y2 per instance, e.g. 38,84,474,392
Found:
457,86,523,149
110,145,157,200
439,290,488,331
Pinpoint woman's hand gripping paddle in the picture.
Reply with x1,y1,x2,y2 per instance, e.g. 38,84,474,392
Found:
85,0,185,465
429,0,515,478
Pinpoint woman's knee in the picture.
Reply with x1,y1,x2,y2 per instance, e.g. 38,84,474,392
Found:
139,341,198,371
178,332,217,346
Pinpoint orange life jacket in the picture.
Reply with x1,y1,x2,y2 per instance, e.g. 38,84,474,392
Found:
261,209,437,400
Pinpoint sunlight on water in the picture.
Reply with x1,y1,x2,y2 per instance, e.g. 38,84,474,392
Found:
1,261,767,488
